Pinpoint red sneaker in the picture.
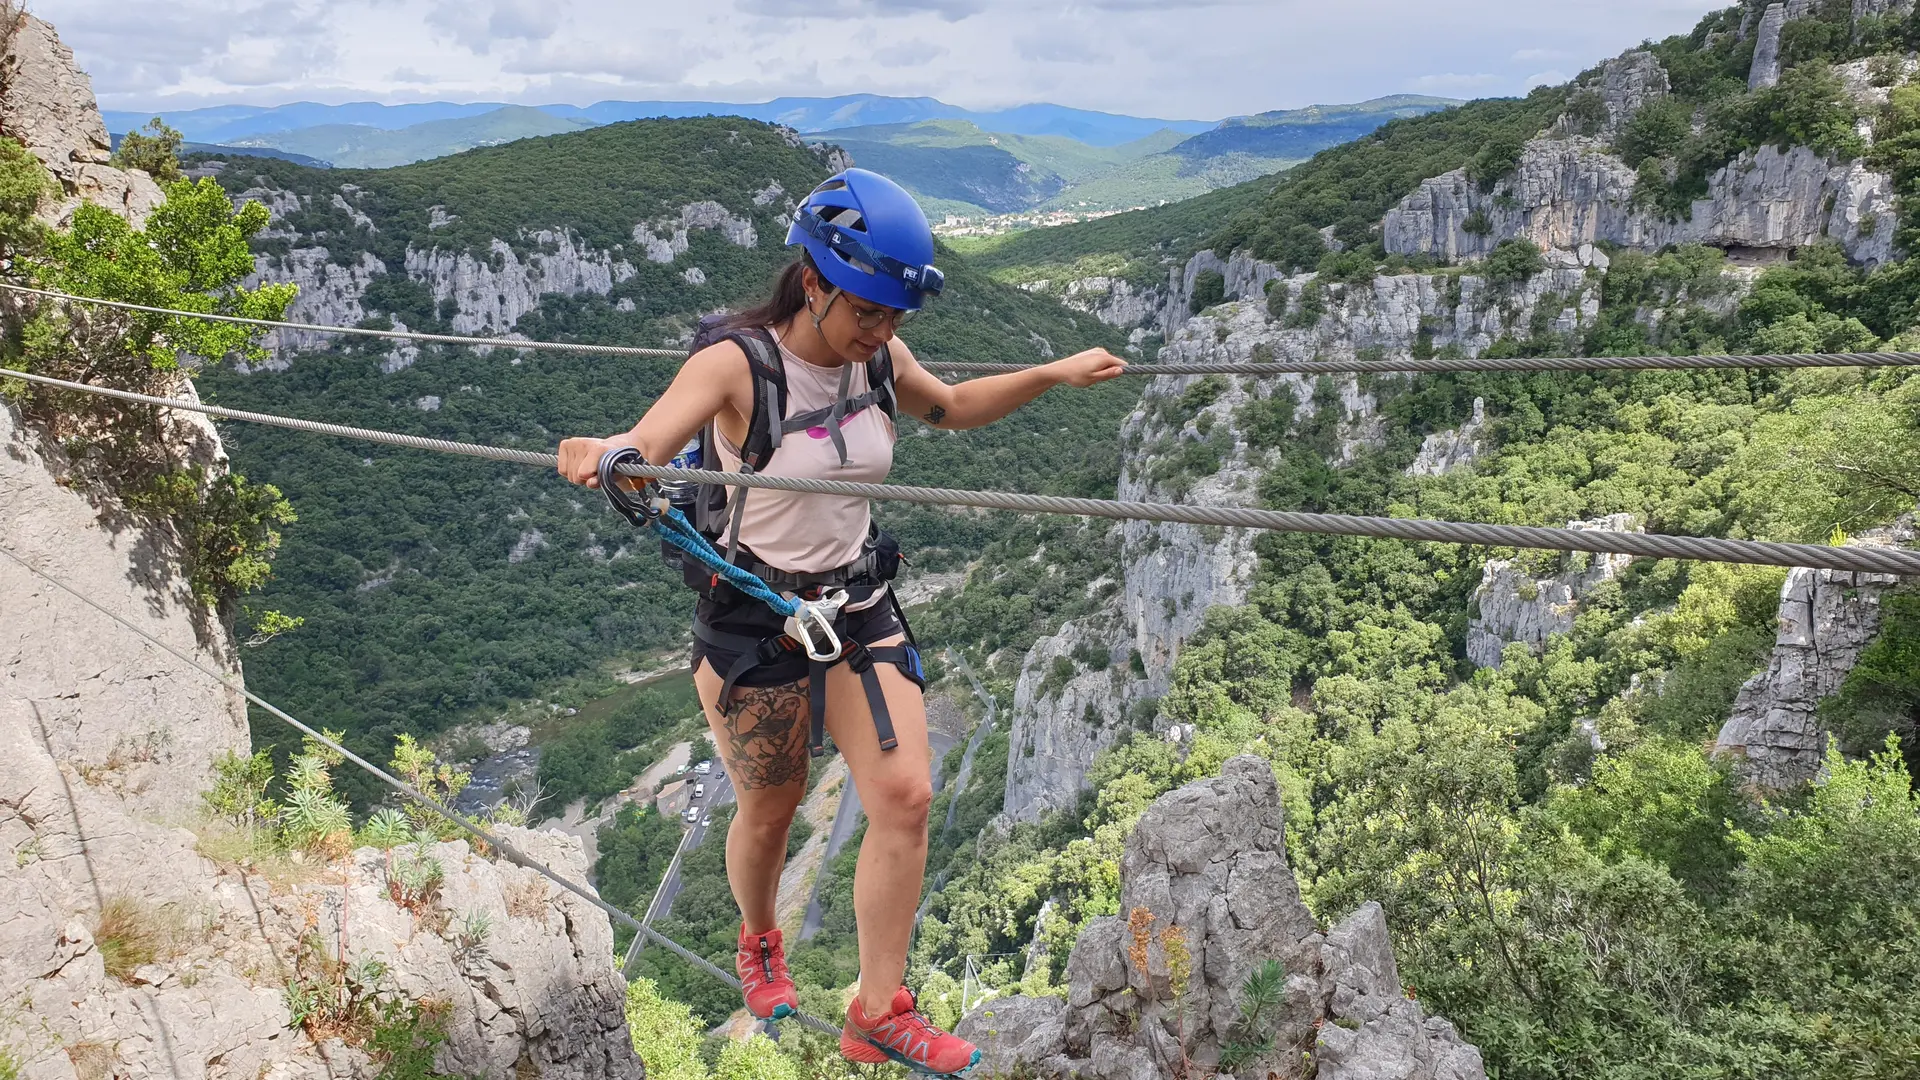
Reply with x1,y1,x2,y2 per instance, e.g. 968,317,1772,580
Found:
841,986,981,1076
735,925,799,1021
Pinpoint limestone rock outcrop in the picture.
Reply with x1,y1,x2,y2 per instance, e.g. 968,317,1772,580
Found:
1556,51,1671,138
0,15,164,227
961,757,1484,1079
1467,515,1639,669
1714,515,1915,789
1750,4,1789,90
1383,138,1897,268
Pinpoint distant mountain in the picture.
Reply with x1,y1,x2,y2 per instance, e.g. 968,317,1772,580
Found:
109,132,332,168
805,119,1184,214
798,96,1441,217
1169,95,1459,161
224,106,595,169
107,95,1215,149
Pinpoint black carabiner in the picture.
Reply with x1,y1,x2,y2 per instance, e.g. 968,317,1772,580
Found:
597,446,661,530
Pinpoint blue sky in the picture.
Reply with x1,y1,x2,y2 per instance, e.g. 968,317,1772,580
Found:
33,0,1727,119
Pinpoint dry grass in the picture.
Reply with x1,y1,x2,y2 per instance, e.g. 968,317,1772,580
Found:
503,874,549,919
94,896,162,982
63,1041,116,1080
192,817,327,889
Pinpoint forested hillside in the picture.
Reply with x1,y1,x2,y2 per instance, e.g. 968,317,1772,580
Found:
200,117,1135,802
889,3,1920,1078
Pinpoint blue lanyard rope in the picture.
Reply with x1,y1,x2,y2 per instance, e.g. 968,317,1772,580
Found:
653,507,798,617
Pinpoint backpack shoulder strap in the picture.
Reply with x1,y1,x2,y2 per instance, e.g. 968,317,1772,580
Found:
725,328,787,471
866,342,898,421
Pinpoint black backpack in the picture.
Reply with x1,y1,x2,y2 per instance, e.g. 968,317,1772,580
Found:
679,313,898,558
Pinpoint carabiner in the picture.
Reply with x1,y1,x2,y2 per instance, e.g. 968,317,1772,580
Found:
598,447,663,529
785,589,850,662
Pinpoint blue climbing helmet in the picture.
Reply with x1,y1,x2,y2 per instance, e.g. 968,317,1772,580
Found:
786,168,945,311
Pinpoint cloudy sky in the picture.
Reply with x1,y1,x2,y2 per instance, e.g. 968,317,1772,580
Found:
34,0,1726,120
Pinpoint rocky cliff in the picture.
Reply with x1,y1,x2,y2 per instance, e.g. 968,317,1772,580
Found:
0,18,642,1078
1714,515,1916,788
234,165,805,360
960,757,1485,1079
999,237,1715,820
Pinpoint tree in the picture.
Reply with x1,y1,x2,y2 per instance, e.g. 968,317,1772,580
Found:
624,977,708,1080
713,1035,798,1080
114,118,183,183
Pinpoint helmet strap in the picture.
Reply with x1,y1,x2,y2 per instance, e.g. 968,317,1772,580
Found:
808,287,841,331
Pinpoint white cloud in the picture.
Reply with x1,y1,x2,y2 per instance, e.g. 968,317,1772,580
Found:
31,0,1727,119
1524,69,1570,89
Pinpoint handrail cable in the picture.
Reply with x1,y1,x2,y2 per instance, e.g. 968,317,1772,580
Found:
0,543,848,1040
11,281,1920,376
5,365,1917,577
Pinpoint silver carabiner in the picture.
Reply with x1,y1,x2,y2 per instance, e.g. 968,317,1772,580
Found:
785,589,850,662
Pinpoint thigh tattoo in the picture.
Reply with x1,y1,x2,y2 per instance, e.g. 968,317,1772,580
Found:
721,683,810,790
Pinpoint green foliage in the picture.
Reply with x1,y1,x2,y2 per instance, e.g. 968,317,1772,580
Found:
538,682,702,817
1823,591,1920,774
0,136,50,257
0,1043,18,1080
279,732,354,857
113,118,183,182
1218,959,1286,1072
388,734,471,840
123,467,295,607
367,999,463,1080
1189,269,1226,313
203,749,277,830
1209,88,1568,271
713,1034,800,1080
1482,239,1544,286
597,803,683,951
1467,132,1526,193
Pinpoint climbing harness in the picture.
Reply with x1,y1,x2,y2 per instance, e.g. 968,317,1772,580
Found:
597,445,926,756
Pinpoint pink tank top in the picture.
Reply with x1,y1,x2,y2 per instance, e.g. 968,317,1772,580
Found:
714,328,896,574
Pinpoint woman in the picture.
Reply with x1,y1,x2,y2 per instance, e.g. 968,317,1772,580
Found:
558,168,1125,1076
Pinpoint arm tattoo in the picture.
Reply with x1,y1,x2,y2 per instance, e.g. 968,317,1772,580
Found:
923,405,947,425
721,683,811,790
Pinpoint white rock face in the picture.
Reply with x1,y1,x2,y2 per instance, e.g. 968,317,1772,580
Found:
1,16,164,227
1,402,248,817
1556,50,1672,138
1383,138,1898,268
964,758,1484,1080
247,247,389,357
0,713,644,1080
1750,4,1789,89
405,231,637,336
1408,398,1488,477
1466,514,1639,669
1715,516,1915,789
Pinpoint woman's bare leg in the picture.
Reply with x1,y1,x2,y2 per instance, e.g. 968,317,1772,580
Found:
820,637,934,1018
694,661,810,933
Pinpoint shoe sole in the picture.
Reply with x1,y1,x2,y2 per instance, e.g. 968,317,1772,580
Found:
746,1001,796,1021
840,1036,982,1077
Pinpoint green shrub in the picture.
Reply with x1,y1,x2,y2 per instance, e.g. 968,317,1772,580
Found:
1189,269,1227,313
112,118,183,183
1483,239,1545,286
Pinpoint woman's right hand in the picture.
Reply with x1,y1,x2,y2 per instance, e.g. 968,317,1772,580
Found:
557,437,614,489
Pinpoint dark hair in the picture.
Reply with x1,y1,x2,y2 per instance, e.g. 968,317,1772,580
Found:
720,252,817,333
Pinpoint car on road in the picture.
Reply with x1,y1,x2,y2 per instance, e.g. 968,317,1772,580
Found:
684,807,699,823
693,783,705,799
701,815,712,828
694,760,712,774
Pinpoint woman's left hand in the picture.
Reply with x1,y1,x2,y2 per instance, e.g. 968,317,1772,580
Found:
1049,348,1129,388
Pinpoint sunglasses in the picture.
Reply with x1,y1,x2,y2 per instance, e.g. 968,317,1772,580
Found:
844,299,918,331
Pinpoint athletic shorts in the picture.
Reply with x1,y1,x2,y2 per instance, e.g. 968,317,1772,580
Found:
689,592,908,691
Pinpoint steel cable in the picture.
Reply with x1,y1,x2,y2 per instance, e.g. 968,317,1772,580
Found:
0,544,847,1039
10,282,1920,375
5,366,1917,577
